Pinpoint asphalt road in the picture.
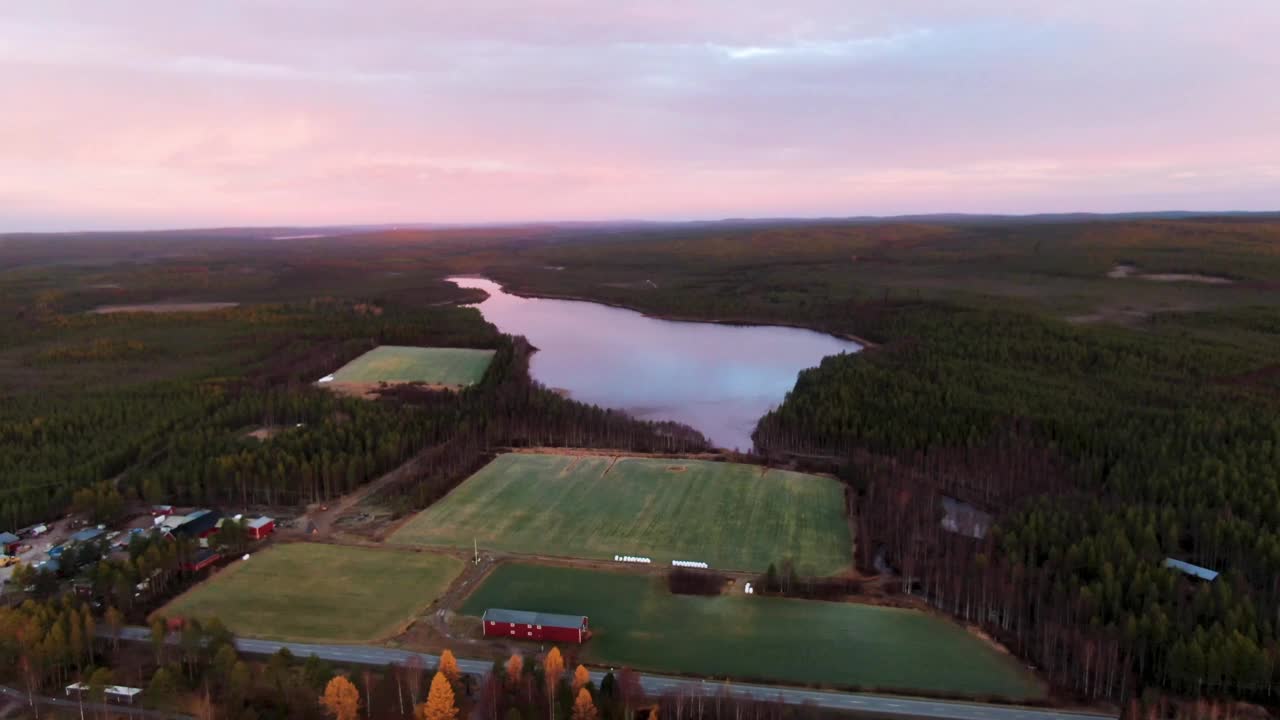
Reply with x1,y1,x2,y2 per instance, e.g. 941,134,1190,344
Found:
117,627,1113,720
0,683,191,719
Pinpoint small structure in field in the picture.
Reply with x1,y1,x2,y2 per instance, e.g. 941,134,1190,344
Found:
482,608,590,644
1164,557,1219,582
246,517,275,540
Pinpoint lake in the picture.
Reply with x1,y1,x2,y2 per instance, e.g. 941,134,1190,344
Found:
449,277,861,450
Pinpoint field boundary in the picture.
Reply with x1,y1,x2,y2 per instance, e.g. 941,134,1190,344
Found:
389,452,854,574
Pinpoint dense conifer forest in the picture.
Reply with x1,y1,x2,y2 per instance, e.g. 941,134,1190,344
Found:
480,217,1280,703
3,216,1279,709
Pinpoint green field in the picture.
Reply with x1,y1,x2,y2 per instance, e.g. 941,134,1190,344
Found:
328,345,495,386
389,453,852,574
463,564,1043,699
162,544,463,642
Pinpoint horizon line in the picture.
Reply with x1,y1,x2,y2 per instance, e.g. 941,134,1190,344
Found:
6,208,1280,237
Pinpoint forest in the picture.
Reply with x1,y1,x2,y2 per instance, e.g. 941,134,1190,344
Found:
3,216,1280,713
0,265,706,528
464,217,1280,705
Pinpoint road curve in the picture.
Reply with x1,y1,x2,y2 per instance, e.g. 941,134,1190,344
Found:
116,627,1113,720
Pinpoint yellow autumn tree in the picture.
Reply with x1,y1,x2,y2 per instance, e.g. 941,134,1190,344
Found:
438,649,461,686
321,676,361,720
572,665,591,694
544,647,565,720
416,672,458,720
506,654,523,684
571,688,598,720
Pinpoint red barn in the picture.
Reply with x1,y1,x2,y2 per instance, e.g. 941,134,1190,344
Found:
181,548,221,572
481,609,590,644
246,517,275,540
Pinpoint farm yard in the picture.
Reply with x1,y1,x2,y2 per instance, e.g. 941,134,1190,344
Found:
462,563,1044,700
161,543,463,642
325,345,495,387
389,452,852,574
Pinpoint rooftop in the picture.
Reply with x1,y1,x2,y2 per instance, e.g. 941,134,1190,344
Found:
1164,557,1219,582
70,528,105,543
482,608,587,628
0,531,19,545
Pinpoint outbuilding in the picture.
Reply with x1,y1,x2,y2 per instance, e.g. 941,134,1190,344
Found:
70,528,105,544
1164,557,1219,582
170,509,224,543
481,609,590,644
0,532,19,556
181,548,221,573
246,517,275,540
66,683,143,705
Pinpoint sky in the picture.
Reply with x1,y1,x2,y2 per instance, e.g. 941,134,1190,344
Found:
2,1,1279,231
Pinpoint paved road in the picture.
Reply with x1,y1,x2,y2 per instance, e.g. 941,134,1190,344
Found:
117,627,1112,720
0,683,191,719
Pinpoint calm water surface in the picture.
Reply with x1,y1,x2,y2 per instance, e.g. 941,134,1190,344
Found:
450,277,861,450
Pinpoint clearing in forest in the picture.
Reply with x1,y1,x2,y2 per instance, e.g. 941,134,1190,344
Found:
160,543,463,642
389,452,852,574
89,302,239,314
323,345,495,388
462,563,1044,700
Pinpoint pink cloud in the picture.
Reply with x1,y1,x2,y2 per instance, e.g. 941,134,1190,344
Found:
2,1,1278,230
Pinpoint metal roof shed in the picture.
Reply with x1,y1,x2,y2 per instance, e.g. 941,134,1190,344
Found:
1164,557,1219,582
70,528,105,543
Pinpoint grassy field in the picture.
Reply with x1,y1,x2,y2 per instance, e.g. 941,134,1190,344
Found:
162,544,464,642
328,345,495,386
462,563,1043,699
389,453,852,574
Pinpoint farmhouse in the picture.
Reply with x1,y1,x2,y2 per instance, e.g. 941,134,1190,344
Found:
482,608,590,644
246,516,275,540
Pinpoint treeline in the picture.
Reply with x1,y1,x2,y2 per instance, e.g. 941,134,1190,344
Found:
0,299,503,527
0,598,845,720
1,291,708,527
373,337,710,510
754,302,1280,702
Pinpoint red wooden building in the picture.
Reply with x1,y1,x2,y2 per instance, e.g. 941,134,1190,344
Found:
246,517,275,540
481,609,590,644
181,548,221,573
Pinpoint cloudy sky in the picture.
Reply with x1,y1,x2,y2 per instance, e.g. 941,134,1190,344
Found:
3,1,1278,231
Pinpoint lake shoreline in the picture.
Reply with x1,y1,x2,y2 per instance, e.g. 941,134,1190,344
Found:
452,276,878,349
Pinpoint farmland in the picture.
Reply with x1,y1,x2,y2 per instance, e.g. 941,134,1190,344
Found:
327,345,496,387
161,544,463,642
389,452,852,574
462,563,1044,700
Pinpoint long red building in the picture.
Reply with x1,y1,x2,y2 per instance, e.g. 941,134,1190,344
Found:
481,609,590,644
